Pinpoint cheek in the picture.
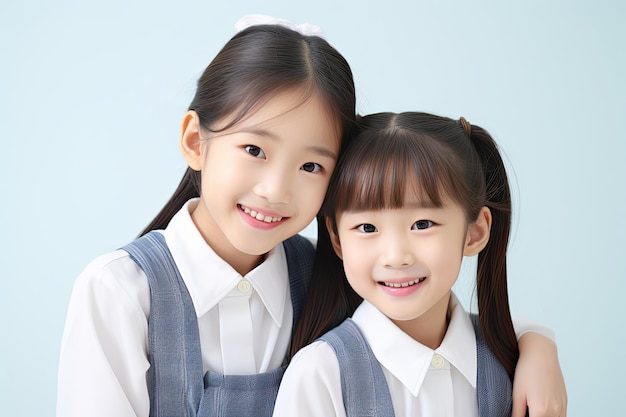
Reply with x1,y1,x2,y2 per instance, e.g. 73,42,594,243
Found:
338,241,370,283
342,261,362,292
297,178,331,212
201,147,236,184
342,259,373,301
427,240,464,278
201,166,242,198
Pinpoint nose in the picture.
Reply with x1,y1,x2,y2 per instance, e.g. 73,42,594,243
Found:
381,237,416,269
253,170,292,204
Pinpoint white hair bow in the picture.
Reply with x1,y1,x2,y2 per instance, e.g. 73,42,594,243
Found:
234,14,326,39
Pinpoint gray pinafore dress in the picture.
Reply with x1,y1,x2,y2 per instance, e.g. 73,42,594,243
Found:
319,316,514,417
122,231,313,417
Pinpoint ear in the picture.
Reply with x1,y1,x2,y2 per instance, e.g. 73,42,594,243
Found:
463,206,492,256
325,216,343,259
180,111,203,171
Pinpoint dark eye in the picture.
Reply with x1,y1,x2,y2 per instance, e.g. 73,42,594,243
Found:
301,162,322,173
245,145,265,158
412,220,434,230
357,223,377,233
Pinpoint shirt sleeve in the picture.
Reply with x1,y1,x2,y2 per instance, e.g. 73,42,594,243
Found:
56,251,151,417
512,314,555,341
273,341,347,417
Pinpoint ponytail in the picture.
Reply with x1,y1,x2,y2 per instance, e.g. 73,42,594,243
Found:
468,124,519,380
139,167,200,236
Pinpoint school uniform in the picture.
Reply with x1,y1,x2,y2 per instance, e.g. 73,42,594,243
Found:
273,294,553,417
57,198,311,417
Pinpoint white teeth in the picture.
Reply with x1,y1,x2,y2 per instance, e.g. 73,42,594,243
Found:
241,206,283,223
382,278,425,288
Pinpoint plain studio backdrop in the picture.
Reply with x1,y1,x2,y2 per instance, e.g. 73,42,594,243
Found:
1,0,624,415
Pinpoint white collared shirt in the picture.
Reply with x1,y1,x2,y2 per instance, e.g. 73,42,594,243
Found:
273,294,550,417
57,199,293,417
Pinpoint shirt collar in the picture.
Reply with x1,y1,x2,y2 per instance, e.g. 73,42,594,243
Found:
244,244,288,325
351,293,477,397
163,198,287,325
437,293,478,388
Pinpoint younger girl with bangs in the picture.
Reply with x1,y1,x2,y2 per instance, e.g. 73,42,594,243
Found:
274,113,567,417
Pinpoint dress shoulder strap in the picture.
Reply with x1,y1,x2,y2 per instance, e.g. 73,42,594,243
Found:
321,314,514,417
122,231,204,417
319,319,395,417
469,314,514,417
282,234,315,333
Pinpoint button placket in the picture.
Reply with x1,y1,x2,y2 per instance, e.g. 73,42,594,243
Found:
219,283,255,373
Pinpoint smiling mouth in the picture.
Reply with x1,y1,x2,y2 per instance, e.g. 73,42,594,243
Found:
239,205,284,223
380,277,426,288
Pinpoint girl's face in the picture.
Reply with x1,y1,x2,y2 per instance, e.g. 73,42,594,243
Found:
329,195,490,348
185,89,341,275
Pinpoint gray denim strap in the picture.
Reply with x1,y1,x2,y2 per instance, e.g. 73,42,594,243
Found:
123,231,203,417
470,314,514,417
123,232,314,417
320,319,395,417
322,315,514,417
283,234,314,336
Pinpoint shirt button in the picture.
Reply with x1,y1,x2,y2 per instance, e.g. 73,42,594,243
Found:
431,354,445,369
237,280,251,293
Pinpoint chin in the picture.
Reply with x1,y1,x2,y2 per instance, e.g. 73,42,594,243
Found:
378,307,424,323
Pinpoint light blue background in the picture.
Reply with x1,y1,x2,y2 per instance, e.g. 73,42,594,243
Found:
1,0,624,415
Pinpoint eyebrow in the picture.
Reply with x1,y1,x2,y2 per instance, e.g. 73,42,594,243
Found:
240,127,338,160
306,145,338,160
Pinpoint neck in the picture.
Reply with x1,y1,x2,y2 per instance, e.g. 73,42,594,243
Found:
392,292,451,349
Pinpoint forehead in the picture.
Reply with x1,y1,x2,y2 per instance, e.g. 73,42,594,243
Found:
215,88,338,129
211,88,341,150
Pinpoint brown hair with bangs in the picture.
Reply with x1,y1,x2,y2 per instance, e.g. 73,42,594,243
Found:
140,24,356,235
292,111,520,381
325,113,478,216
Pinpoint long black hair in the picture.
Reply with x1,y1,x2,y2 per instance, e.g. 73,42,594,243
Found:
292,112,519,380
140,24,356,235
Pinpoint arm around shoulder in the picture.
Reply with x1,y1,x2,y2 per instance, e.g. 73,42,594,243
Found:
510,316,567,417
512,333,567,417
